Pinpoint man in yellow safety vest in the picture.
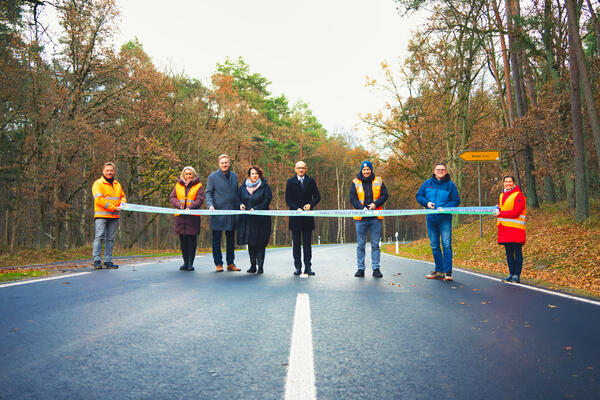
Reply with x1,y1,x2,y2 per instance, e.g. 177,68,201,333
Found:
349,160,388,278
92,162,127,269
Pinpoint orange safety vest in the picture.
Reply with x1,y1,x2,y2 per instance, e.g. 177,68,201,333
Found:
496,191,526,230
175,182,202,216
353,176,384,220
92,177,127,219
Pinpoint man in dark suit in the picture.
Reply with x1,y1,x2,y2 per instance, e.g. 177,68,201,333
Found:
285,161,321,276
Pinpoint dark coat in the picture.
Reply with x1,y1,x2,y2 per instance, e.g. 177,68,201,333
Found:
416,173,461,222
349,173,389,210
497,185,526,245
285,175,321,232
237,178,272,248
168,177,204,235
205,169,239,231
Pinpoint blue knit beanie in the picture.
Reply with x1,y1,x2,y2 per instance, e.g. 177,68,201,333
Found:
360,160,373,173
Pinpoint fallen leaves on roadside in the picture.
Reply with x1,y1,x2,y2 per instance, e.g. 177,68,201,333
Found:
565,346,572,351
459,301,465,305
548,304,558,308
473,288,479,292
8,328,19,332
481,301,488,304
62,282,71,285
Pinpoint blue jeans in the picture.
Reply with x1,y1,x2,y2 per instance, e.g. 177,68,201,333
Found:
355,218,382,270
426,218,453,273
93,218,119,262
504,242,523,276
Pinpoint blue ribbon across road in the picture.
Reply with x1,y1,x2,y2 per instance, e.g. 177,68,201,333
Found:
121,203,497,217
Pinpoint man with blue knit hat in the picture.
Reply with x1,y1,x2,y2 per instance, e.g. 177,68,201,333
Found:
349,160,388,278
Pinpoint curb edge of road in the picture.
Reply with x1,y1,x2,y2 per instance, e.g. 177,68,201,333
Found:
382,251,600,306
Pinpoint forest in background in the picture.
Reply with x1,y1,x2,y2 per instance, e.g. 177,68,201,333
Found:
1,0,599,254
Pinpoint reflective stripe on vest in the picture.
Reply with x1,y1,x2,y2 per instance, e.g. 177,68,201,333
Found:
95,211,119,216
496,191,526,230
353,176,384,220
175,182,202,216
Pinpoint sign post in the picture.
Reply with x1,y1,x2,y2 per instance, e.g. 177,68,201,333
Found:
458,150,501,238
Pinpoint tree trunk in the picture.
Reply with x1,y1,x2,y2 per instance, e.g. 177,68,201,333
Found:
523,64,556,203
567,16,590,221
494,0,521,184
506,0,539,208
566,0,600,171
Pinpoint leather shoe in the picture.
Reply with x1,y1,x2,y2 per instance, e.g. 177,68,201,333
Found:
180,265,188,271
257,266,264,274
293,268,302,276
186,266,195,271
227,264,241,271
354,269,365,277
372,268,383,278
304,268,315,276
247,266,257,273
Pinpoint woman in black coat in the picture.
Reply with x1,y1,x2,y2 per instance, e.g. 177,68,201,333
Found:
237,166,272,274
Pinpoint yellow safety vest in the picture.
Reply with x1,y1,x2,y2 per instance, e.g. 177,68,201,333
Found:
175,182,202,216
93,177,126,219
353,176,384,220
496,191,526,230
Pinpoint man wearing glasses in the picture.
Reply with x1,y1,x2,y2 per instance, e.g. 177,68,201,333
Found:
285,161,321,276
416,162,461,281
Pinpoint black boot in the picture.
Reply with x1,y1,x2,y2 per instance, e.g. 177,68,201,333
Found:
256,248,265,274
257,255,264,274
247,254,257,273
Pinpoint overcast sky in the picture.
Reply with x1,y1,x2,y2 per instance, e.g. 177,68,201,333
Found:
114,0,424,140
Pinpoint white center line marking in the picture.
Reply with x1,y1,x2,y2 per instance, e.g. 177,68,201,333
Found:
382,253,600,306
285,293,317,400
0,272,92,288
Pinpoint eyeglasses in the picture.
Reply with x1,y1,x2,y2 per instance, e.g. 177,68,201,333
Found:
435,168,446,171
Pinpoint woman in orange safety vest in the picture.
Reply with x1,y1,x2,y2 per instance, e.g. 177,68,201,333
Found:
493,175,526,283
169,166,205,271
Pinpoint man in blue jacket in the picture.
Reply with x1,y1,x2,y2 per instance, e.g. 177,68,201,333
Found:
416,162,460,281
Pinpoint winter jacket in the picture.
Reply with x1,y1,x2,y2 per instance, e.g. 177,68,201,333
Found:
237,178,272,248
205,169,239,231
92,176,127,219
169,177,204,236
415,174,461,222
349,173,389,220
285,175,321,232
496,185,526,245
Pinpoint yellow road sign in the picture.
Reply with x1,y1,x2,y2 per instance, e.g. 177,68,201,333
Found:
458,150,500,162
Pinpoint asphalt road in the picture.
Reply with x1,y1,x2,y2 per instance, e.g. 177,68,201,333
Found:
1,244,599,400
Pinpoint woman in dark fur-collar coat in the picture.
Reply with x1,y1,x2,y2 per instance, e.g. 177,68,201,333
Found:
237,166,272,274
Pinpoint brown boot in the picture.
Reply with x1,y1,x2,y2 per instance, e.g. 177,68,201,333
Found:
215,265,223,272
227,264,240,271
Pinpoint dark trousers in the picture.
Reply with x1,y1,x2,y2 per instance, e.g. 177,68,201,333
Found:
504,242,523,276
248,245,266,268
212,230,235,266
292,230,312,269
179,234,198,267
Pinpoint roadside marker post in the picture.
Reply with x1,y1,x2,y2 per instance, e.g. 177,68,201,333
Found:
458,150,501,238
